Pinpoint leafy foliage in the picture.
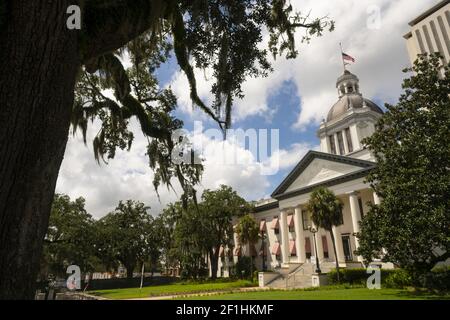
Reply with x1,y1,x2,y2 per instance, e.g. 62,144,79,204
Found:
234,256,256,279
236,214,260,250
235,214,259,279
41,194,99,279
96,200,159,278
327,268,407,287
161,185,249,279
307,187,344,281
357,54,450,280
72,0,334,206
420,266,450,292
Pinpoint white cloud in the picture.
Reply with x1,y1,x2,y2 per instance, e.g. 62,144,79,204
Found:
289,0,438,128
57,0,439,217
171,0,437,128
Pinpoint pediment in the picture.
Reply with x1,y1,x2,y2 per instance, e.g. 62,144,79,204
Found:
271,151,376,198
285,159,363,192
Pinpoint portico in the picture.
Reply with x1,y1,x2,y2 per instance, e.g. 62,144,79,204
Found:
213,69,387,281
269,187,379,268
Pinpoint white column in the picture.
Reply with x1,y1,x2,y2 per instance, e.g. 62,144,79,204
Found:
342,131,349,154
334,134,340,155
316,232,324,261
348,191,363,262
332,225,344,263
373,191,381,205
294,206,306,263
279,209,290,265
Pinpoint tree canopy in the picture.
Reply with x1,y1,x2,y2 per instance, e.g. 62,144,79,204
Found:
307,187,343,280
162,185,250,279
357,54,450,280
0,0,333,299
71,0,334,205
41,194,99,279
96,200,158,279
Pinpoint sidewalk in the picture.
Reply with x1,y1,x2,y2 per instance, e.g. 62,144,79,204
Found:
126,287,272,300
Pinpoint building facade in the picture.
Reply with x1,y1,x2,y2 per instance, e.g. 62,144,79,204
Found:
404,0,450,64
212,69,391,281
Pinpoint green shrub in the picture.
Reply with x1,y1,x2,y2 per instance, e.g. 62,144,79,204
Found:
420,266,450,292
384,269,412,289
327,268,401,286
233,257,256,279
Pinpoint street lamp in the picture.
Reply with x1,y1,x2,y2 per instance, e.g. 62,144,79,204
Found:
309,226,322,274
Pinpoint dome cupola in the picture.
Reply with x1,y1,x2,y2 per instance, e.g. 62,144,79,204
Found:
317,68,384,161
327,70,383,122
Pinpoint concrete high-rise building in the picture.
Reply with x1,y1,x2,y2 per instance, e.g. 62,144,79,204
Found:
404,0,450,64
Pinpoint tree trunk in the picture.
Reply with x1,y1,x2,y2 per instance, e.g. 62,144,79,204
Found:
125,264,135,280
0,1,80,299
329,230,341,283
209,248,219,280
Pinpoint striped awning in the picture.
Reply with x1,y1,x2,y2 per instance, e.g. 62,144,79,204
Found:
270,217,279,229
259,220,266,232
287,215,294,228
289,240,296,255
272,242,281,255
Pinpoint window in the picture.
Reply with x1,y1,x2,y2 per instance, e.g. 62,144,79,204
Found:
289,240,297,257
302,210,312,230
358,197,364,218
438,16,450,59
322,236,329,259
305,237,312,259
415,30,426,54
345,128,353,153
430,21,445,59
422,25,434,53
337,131,345,155
329,135,336,154
287,215,295,233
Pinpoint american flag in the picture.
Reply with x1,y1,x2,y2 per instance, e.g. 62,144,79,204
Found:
342,52,356,63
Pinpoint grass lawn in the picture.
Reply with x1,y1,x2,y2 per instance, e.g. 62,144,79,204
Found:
89,280,255,299
177,287,450,300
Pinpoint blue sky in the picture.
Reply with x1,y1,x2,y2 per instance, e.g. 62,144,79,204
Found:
56,0,439,217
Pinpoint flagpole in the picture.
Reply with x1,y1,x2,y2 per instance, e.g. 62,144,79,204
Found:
339,42,346,71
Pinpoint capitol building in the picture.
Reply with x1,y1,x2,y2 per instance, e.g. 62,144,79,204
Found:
212,69,393,288
206,0,450,289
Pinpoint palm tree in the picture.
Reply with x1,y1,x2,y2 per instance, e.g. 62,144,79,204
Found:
235,214,260,280
307,187,344,282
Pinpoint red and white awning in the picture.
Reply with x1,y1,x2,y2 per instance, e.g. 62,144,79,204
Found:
289,240,296,255
270,217,279,229
287,215,294,228
272,242,281,255
259,220,266,232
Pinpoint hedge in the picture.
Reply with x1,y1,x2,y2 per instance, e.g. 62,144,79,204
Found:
328,267,450,291
327,268,410,288
420,266,450,292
